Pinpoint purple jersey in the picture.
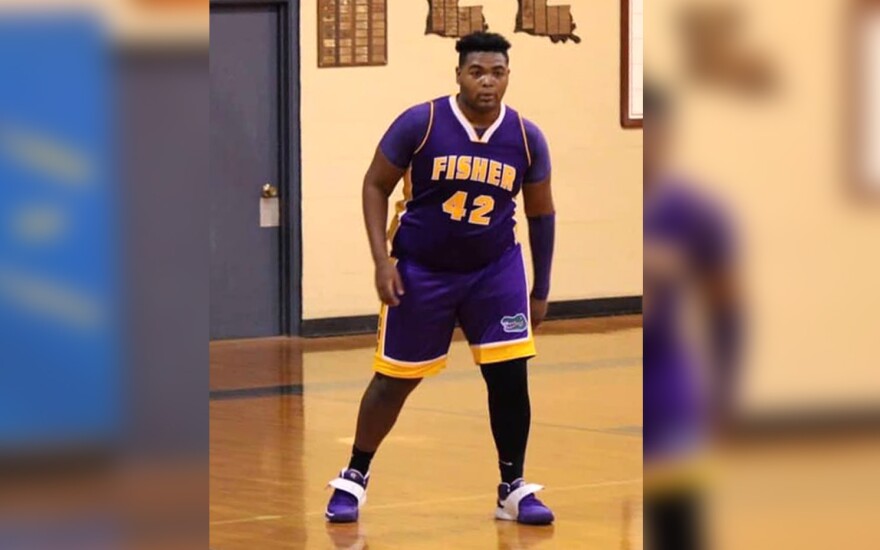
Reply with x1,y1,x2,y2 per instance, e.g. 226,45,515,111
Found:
379,96,550,272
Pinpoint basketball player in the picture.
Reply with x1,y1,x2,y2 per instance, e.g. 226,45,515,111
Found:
643,81,742,550
325,32,556,525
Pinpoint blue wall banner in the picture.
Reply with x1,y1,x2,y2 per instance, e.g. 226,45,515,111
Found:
0,14,119,450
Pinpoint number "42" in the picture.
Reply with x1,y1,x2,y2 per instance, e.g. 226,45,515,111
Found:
442,191,495,226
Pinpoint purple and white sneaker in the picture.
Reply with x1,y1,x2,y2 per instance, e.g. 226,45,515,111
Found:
325,469,369,523
495,478,555,525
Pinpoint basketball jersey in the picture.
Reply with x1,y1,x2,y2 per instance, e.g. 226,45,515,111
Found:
380,96,549,272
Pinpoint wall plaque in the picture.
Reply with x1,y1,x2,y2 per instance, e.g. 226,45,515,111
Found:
318,0,387,67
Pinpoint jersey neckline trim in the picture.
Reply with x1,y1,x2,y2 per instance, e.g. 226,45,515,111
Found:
448,94,507,144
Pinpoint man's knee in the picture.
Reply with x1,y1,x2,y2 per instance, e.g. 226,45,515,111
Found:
371,372,421,402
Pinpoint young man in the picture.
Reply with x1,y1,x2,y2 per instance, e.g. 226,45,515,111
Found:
325,32,556,525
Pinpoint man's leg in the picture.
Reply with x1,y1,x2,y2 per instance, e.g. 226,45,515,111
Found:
479,358,530,483
458,246,552,524
348,372,421,475
478,358,552,525
645,487,704,550
327,259,459,523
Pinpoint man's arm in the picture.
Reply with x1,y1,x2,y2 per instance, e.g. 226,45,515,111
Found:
522,177,555,328
521,119,555,329
363,148,407,306
693,203,742,434
363,102,431,306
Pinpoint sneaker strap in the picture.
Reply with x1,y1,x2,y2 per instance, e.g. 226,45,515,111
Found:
501,483,544,517
328,476,368,505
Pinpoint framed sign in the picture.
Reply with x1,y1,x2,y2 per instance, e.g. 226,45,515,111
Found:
853,0,880,197
621,0,643,128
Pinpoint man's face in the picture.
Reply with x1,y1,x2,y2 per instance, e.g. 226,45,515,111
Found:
456,52,510,113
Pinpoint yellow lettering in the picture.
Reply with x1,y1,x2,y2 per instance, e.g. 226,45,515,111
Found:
431,157,447,181
487,160,502,186
456,156,472,180
471,157,489,182
500,165,516,191
442,190,468,221
446,155,458,180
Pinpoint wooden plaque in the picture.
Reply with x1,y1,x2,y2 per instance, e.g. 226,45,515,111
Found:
425,0,488,38
515,0,580,44
318,0,387,68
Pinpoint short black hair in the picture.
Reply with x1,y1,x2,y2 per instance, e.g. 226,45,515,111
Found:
455,32,511,67
643,79,672,119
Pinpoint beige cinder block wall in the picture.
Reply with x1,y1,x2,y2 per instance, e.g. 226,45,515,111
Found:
300,0,643,319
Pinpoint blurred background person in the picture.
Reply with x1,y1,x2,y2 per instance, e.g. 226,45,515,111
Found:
643,80,743,550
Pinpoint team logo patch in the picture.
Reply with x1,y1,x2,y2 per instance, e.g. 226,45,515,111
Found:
500,313,528,333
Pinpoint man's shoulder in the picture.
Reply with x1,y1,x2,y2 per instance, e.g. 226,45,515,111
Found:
400,96,447,115
383,101,435,139
508,108,545,141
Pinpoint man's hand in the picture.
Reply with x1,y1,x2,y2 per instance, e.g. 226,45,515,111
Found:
530,296,548,329
375,259,405,306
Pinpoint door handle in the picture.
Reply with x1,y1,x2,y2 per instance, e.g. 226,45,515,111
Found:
261,183,278,199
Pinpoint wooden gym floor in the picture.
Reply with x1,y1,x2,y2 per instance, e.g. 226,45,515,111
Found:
210,316,643,549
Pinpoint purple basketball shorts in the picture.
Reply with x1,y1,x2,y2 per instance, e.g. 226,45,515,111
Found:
374,244,536,378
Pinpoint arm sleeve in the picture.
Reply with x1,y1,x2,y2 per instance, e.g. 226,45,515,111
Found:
522,119,551,184
527,214,555,300
378,102,432,169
